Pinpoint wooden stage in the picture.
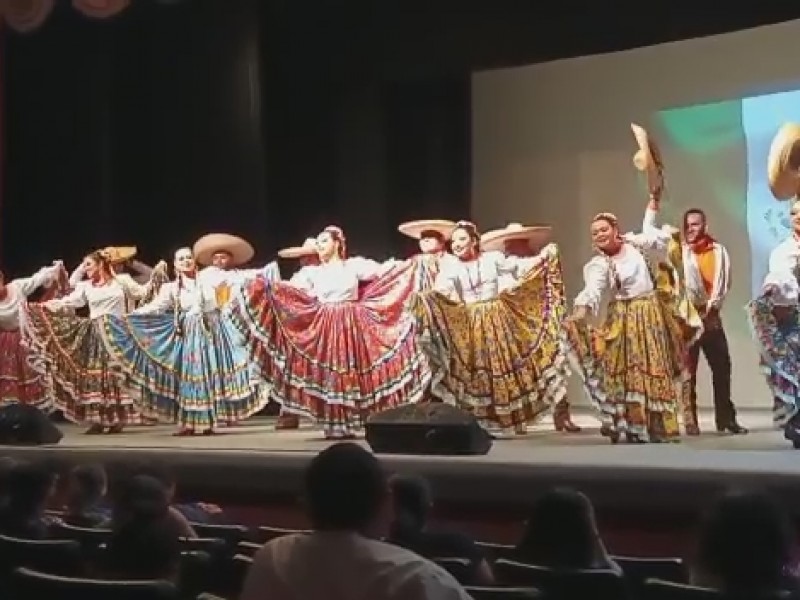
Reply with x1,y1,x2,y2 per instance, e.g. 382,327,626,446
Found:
3,408,800,517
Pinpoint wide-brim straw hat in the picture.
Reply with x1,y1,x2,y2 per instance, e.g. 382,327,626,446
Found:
631,123,665,191
397,219,457,240
278,238,318,259
767,123,800,200
193,233,255,267
480,223,552,252
99,246,137,265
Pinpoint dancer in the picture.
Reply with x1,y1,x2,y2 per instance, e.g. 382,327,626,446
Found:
0,261,64,410
69,246,155,287
24,250,167,433
564,192,685,443
193,233,281,307
748,123,800,448
100,244,273,436
397,219,455,290
271,238,320,430
409,220,567,435
681,209,745,435
482,222,581,433
230,225,430,440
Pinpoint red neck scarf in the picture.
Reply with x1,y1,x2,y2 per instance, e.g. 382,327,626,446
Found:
689,232,716,254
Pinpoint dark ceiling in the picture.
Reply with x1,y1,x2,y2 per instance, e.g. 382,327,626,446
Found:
265,2,800,80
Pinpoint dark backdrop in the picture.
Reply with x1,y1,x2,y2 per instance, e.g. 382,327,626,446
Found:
2,0,471,274
4,1,800,274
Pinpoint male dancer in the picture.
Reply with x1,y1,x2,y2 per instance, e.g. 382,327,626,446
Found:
682,209,747,434
482,223,580,433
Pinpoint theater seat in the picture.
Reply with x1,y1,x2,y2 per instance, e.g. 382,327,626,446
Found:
465,587,541,599
0,534,83,578
475,541,516,561
613,556,686,597
12,566,178,600
189,523,251,547
494,559,629,599
433,557,474,585
644,578,792,600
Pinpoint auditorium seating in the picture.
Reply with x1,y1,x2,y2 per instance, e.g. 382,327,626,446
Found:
11,566,178,600
0,512,727,600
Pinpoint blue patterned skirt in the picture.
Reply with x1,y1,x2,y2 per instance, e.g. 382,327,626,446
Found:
98,310,270,429
746,294,800,436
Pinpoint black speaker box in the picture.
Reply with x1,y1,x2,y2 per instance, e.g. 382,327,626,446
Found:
0,405,62,446
365,403,492,456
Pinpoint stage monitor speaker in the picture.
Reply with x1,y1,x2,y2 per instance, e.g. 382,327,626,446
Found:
0,405,62,446
365,403,492,456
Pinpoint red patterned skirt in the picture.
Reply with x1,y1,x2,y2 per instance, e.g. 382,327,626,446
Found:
229,263,430,437
0,329,49,410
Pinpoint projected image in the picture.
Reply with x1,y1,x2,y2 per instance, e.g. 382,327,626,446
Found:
658,89,800,297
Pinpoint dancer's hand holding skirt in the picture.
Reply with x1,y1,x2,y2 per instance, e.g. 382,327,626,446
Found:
408,249,568,431
227,261,431,437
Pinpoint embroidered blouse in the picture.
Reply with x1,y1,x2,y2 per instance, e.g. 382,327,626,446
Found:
47,274,150,318
574,208,670,316
289,257,392,303
0,266,61,330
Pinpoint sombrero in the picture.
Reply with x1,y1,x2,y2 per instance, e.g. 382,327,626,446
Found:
398,219,457,240
99,246,137,264
193,233,255,267
480,223,552,253
278,238,318,259
767,123,800,200
631,123,665,192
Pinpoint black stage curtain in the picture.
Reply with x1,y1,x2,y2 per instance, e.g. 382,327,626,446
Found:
3,0,267,274
4,0,471,275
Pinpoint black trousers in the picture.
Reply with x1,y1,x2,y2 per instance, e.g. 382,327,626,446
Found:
685,324,737,428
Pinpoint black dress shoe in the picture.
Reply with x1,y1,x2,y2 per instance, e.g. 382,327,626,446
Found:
716,423,748,434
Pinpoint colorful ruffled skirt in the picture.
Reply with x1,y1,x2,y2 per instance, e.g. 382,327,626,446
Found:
98,310,269,430
22,304,138,426
563,292,684,442
0,329,49,410
228,262,430,438
408,251,568,431
746,294,800,443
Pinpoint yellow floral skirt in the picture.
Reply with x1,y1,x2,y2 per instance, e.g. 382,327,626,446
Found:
563,292,685,442
408,251,568,430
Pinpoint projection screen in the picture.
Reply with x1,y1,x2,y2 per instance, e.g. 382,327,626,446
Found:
472,20,800,408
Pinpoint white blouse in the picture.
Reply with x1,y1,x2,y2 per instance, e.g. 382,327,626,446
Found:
47,274,150,319
763,236,800,305
574,209,670,315
290,257,390,303
0,266,60,330
199,262,281,289
135,274,214,314
434,248,550,304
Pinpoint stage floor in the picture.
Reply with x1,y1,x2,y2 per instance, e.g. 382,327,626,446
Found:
5,408,800,513
21,408,800,471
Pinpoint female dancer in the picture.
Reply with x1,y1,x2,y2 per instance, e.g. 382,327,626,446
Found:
481,222,581,434
747,123,800,448
230,225,430,440
409,220,566,435
100,243,274,436
0,261,64,409
70,247,154,287
564,194,685,443
23,250,167,433
397,219,455,290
